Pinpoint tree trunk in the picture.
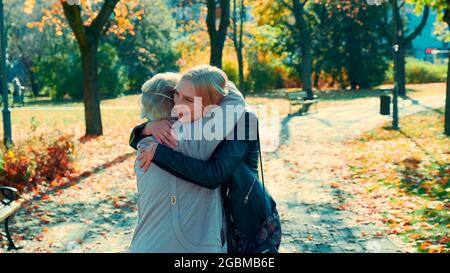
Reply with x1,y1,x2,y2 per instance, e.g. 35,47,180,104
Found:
232,0,245,93
206,0,230,69
292,0,313,99
61,0,119,136
348,51,358,90
445,51,450,136
23,62,39,97
389,2,429,97
347,25,359,90
29,73,39,97
237,47,244,92
444,8,450,136
81,43,103,136
397,45,406,96
300,42,313,98
210,42,224,68
18,51,39,97
392,0,406,97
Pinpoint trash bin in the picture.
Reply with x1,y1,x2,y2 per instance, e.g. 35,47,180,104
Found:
380,95,390,115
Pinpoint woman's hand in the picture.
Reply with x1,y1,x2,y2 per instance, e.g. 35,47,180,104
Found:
143,120,177,148
138,142,158,172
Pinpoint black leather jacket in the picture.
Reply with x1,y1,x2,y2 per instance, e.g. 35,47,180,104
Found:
128,115,259,187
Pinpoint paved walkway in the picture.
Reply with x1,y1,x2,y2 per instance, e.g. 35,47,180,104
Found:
4,95,445,253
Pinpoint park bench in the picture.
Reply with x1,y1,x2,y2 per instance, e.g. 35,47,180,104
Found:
286,91,319,115
0,186,21,250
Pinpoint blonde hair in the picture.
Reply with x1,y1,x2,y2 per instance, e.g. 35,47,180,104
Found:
180,64,228,107
140,72,181,121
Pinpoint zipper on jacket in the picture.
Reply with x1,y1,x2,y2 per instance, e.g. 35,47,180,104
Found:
243,178,257,204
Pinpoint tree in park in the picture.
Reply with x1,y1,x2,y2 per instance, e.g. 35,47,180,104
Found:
206,0,230,68
407,0,449,135
377,0,430,96
276,0,314,99
107,0,180,91
24,0,143,136
311,0,390,89
230,0,246,92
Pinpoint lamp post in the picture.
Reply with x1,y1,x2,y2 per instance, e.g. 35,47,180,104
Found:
0,0,12,147
367,0,400,130
392,44,400,130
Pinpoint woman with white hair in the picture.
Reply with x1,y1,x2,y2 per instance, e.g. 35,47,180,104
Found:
130,67,246,252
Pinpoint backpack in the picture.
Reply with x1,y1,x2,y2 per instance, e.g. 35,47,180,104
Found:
223,119,280,253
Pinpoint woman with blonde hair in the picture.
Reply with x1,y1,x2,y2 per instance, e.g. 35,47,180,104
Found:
130,67,246,252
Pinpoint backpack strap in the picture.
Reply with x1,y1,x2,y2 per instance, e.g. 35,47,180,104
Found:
256,119,271,238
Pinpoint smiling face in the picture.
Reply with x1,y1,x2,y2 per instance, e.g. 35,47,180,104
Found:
174,64,228,122
173,79,201,122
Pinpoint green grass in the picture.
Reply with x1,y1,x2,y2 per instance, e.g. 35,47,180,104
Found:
0,107,142,143
385,57,448,84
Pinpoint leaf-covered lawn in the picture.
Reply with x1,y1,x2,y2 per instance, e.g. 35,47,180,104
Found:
0,106,143,252
0,106,143,197
344,108,449,253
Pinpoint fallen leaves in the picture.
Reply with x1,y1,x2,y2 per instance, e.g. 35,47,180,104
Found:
41,194,51,201
113,200,127,208
344,108,450,253
330,182,340,189
39,216,52,224
34,235,45,241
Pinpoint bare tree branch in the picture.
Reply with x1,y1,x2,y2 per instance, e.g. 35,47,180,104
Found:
218,0,230,36
381,3,393,44
405,5,430,43
89,0,120,38
278,0,293,11
61,2,87,47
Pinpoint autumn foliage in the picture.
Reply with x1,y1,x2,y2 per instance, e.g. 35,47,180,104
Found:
0,132,75,193
24,0,143,39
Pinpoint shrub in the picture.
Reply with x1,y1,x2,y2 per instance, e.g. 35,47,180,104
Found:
385,58,447,84
0,131,76,192
35,42,128,100
248,59,285,92
405,58,447,84
222,62,239,84
34,44,83,100
97,43,128,99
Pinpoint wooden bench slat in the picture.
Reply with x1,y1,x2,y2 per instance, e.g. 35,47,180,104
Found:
0,201,21,222
286,91,319,114
291,99,319,104
286,92,308,100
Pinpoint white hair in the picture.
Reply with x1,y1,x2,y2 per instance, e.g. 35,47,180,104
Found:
139,72,181,121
